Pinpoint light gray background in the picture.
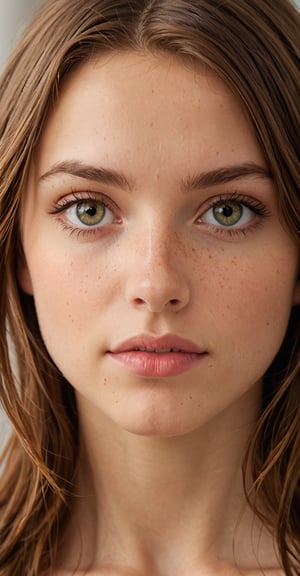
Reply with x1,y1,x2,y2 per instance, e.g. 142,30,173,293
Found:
0,0,300,447
0,0,41,69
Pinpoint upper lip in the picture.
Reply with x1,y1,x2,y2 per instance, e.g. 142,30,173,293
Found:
109,334,206,354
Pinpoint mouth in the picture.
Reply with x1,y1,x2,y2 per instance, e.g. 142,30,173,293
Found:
133,347,185,353
109,333,205,354
107,334,207,378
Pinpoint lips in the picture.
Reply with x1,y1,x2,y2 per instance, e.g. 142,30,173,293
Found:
107,334,207,378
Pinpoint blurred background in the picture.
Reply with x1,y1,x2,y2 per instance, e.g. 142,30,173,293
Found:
0,0,299,447
0,0,41,69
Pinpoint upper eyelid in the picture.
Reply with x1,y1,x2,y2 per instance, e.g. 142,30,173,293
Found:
204,192,266,205
48,190,117,212
56,189,108,202
199,192,271,214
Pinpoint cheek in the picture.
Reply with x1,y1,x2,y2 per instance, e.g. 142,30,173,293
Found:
34,263,82,338
27,252,109,349
204,254,295,369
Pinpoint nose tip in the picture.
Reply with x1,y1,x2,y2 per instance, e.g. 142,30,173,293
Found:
127,274,190,314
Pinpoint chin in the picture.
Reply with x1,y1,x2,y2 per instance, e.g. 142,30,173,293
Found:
115,408,201,438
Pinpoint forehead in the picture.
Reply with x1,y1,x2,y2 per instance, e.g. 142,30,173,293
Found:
34,51,265,179
50,50,247,127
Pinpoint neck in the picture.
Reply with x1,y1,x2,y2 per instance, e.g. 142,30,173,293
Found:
58,384,278,574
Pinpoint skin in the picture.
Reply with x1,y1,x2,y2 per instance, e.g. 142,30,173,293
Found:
18,52,299,575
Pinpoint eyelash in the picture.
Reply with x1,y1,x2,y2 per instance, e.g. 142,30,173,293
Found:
197,192,271,237
48,190,271,239
48,191,120,237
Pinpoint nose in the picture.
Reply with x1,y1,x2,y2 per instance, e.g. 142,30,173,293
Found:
125,225,190,314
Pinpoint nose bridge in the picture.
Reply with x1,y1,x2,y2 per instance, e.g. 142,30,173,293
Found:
143,217,177,268
134,209,184,276
125,216,190,313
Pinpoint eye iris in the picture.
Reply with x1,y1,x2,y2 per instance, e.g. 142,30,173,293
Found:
213,201,242,226
76,200,105,226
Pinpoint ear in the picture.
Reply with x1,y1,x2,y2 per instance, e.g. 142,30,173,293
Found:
17,252,33,295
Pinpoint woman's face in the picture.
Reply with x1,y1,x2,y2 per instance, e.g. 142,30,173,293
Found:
19,52,299,437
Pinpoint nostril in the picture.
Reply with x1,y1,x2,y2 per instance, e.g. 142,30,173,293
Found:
134,297,146,306
132,296,181,310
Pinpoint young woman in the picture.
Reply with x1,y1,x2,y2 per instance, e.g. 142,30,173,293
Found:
0,1,299,575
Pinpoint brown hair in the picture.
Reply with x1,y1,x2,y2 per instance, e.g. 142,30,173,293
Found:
0,0,299,574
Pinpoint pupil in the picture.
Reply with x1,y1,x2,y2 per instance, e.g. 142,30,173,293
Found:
221,205,233,217
86,206,96,216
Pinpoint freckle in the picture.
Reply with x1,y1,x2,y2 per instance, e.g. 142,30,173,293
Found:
189,396,193,400
208,254,212,260
180,402,184,406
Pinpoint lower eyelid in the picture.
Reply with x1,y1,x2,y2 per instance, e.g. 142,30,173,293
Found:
58,220,98,238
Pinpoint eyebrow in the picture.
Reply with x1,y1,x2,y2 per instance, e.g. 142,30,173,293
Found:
39,160,133,191
39,160,272,191
182,162,272,191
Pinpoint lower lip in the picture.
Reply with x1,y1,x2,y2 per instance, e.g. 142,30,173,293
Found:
107,351,206,378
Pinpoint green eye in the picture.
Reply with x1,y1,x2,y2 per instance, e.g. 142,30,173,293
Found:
62,196,116,230
212,201,243,226
76,200,106,226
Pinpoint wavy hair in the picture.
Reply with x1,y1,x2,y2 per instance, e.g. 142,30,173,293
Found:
0,0,299,574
